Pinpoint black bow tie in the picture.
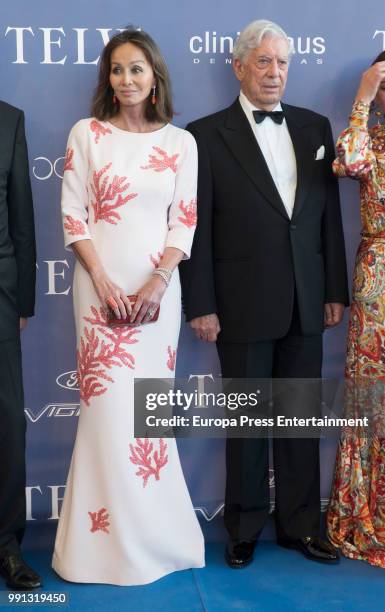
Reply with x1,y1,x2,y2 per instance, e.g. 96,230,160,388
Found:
253,110,284,125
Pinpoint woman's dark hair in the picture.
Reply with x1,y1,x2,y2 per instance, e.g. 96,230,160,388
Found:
372,50,385,65
91,28,173,123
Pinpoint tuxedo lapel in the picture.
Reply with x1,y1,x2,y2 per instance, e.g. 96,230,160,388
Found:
283,104,315,220
218,100,289,220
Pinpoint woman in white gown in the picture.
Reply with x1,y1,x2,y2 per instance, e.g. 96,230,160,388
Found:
52,28,205,586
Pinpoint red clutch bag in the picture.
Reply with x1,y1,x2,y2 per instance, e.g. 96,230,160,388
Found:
108,295,160,327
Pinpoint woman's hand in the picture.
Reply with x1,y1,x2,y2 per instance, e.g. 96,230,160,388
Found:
130,275,167,324
356,61,385,105
90,268,132,319
71,239,131,319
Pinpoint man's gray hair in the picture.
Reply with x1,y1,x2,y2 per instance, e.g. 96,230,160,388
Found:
233,20,294,62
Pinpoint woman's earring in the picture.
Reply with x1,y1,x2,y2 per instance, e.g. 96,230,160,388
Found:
375,109,384,125
372,103,385,125
151,85,157,105
112,93,117,105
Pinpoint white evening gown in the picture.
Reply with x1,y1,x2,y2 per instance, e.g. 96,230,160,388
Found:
52,118,205,585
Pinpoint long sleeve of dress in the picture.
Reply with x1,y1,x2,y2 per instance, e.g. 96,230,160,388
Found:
61,120,92,249
165,131,198,258
333,101,376,180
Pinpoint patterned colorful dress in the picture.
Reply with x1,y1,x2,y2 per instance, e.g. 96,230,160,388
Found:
52,118,205,585
327,101,385,567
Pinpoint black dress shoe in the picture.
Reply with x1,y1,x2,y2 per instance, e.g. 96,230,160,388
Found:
225,540,256,569
277,536,340,564
0,554,42,590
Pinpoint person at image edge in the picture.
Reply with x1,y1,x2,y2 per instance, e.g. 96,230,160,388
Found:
0,101,41,589
327,51,385,568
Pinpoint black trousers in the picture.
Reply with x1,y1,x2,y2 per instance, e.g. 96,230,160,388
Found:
0,338,26,556
217,304,323,543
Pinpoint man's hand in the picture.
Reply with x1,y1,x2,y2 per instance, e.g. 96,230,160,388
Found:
190,314,221,342
324,303,345,328
20,317,28,331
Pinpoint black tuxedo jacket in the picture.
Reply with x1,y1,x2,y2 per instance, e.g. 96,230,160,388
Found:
0,101,36,341
180,99,349,342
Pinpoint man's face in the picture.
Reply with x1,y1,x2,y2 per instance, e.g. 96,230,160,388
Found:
234,35,290,110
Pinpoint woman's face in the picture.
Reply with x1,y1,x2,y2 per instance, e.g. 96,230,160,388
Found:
375,79,385,113
109,42,155,111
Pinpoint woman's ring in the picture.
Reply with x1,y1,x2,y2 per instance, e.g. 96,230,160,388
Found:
106,296,117,309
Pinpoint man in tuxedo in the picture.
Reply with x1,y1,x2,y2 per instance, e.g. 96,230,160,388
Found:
180,20,349,567
0,100,41,589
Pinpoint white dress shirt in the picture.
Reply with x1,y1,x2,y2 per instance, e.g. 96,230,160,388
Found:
239,90,297,219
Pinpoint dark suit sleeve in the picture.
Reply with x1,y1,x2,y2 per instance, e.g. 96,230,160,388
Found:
179,123,217,321
321,117,349,306
8,111,36,317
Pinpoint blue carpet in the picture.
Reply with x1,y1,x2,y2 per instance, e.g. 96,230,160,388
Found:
195,543,385,612
2,543,385,611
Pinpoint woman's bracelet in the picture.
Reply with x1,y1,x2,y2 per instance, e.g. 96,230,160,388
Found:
353,99,371,112
152,267,173,287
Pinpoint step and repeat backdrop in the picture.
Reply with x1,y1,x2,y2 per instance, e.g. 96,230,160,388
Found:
1,0,383,544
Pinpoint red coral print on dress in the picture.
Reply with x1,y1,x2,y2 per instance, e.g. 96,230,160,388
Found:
64,215,86,236
77,306,140,406
90,119,112,144
88,508,110,533
141,147,179,173
63,148,74,172
178,198,197,228
149,251,163,268
129,438,168,487
167,346,176,371
91,163,137,225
